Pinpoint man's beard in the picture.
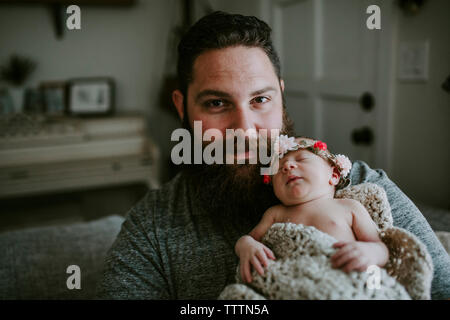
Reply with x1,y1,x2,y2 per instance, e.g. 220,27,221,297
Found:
182,104,295,225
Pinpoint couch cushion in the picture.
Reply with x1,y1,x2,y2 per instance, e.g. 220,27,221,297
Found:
0,215,124,299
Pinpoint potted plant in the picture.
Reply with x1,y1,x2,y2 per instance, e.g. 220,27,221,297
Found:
0,54,37,113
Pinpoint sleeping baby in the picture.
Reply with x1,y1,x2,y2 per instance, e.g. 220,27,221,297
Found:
235,136,389,283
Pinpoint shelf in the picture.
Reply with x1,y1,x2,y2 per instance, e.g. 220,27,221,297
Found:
0,154,158,198
0,115,160,198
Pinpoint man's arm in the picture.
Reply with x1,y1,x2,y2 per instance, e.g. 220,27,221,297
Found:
96,195,171,299
350,160,450,299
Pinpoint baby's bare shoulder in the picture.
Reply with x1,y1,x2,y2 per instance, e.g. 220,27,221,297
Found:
266,204,285,212
335,198,366,213
264,204,286,217
267,204,295,222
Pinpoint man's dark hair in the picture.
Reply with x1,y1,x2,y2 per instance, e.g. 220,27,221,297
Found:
176,11,282,97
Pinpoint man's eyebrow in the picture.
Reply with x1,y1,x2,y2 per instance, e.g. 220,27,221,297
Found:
195,89,232,103
195,86,278,103
250,86,277,96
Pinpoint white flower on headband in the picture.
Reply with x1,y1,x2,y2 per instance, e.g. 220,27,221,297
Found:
277,135,299,159
335,154,352,177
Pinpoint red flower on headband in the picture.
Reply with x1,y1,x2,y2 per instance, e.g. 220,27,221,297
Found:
313,141,327,151
263,175,271,184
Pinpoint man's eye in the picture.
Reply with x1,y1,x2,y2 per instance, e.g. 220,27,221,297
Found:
253,96,270,104
205,99,225,108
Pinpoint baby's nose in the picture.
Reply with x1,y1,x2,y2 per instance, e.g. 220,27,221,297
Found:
282,161,297,172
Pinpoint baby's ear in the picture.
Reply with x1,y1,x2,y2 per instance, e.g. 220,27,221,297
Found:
329,167,340,186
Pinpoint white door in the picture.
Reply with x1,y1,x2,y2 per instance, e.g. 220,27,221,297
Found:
266,0,395,170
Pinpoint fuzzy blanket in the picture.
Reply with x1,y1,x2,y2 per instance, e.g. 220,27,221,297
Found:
218,183,433,300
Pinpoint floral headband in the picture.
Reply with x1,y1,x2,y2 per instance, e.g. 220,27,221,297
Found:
263,135,352,190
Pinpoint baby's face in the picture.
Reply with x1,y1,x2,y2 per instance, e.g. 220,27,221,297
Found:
272,142,339,206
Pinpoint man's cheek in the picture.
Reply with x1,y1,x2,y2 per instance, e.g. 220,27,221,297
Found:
189,116,227,139
263,114,283,132
266,104,283,129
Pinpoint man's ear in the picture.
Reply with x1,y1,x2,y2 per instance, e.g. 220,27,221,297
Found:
329,167,340,186
280,79,285,92
172,89,184,121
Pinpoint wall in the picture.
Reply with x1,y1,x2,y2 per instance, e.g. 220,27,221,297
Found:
0,1,184,182
0,1,181,112
390,0,450,208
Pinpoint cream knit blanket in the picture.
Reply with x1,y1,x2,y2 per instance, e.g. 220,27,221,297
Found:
218,183,433,300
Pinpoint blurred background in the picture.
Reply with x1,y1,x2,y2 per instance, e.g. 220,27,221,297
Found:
0,0,449,233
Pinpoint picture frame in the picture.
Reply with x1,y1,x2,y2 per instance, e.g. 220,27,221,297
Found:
40,81,66,117
67,77,115,116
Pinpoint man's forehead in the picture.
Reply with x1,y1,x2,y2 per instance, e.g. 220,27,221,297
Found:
189,46,279,95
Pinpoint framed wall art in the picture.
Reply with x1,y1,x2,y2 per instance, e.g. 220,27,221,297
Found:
67,77,115,116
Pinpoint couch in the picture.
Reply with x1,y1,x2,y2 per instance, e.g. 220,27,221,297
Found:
0,215,124,299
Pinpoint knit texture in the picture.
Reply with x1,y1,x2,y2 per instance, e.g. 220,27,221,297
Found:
218,183,433,300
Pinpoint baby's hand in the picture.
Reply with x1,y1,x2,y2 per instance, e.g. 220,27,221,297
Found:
330,241,388,273
235,236,276,283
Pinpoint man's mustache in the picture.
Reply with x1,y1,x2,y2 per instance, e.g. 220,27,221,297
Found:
196,134,274,164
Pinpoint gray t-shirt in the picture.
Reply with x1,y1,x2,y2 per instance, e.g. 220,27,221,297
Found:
97,161,450,299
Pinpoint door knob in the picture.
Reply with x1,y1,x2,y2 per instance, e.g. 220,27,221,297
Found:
360,92,375,111
351,126,374,145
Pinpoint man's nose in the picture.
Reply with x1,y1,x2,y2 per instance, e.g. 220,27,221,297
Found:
282,161,297,173
232,106,256,131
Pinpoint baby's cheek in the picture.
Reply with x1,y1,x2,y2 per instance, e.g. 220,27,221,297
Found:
272,176,285,201
272,175,283,192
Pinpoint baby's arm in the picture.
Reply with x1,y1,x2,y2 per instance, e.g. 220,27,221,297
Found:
235,206,279,283
331,199,389,273
249,205,280,241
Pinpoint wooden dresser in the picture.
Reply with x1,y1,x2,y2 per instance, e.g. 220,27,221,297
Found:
0,114,160,199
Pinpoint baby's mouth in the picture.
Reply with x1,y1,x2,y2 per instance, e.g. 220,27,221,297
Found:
286,175,302,185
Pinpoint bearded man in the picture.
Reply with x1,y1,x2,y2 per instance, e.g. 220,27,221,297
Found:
98,12,450,299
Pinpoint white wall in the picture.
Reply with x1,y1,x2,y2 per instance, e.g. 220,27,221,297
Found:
0,1,180,112
207,0,264,18
390,0,450,208
0,1,186,181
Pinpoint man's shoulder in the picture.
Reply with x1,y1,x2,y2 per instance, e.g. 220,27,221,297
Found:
349,160,389,186
145,171,187,206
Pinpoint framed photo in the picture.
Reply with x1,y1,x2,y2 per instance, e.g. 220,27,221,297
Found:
40,81,66,117
68,77,115,116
